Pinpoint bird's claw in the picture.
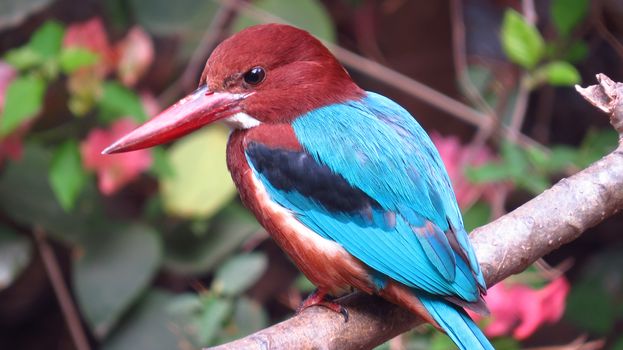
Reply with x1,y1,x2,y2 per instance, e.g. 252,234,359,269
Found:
297,289,349,322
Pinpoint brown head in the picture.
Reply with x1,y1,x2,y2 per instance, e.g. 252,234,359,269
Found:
103,24,363,154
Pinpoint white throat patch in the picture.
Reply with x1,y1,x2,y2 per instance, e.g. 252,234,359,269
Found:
223,112,261,129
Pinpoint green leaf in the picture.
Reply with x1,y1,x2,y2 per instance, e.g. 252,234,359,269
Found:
576,128,618,167
565,40,589,63
163,204,260,275
130,0,219,36
49,140,88,211
501,9,545,69
29,20,65,58
517,174,550,195
539,61,581,86
613,336,623,350
233,0,336,42
233,297,268,336
0,75,46,136
3,46,43,70
462,201,491,232
294,274,316,293
551,0,588,36
102,289,179,350
98,81,148,123
0,144,95,244
74,224,162,339
548,146,578,172
197,295,232,346
501,140,528,177
465,163,511,183
212,253,268,296
565,279,617,334
0,225,32,291
149,146,174,179
161,126,237,219
59,48,100,73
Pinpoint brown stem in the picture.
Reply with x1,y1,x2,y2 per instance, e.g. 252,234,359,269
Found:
34,227,91,350
208,75,623,350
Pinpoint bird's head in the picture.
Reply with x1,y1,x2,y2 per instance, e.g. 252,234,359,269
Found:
102,23,363,154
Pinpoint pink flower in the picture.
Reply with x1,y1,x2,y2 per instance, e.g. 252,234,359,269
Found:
472,277,570,340
63,17,115,74
81,119,152,195
430,132,495,209
0,61,23,163
115,27,154,87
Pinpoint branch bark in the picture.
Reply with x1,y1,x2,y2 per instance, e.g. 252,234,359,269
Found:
209,74,623,350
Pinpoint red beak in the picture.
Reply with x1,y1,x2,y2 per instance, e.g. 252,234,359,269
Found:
102,85,251,154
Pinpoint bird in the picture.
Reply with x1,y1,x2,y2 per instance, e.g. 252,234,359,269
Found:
103,24,493,350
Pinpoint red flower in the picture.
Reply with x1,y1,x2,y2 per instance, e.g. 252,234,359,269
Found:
116,27,154,87
81,119,152,195
471,277,570,340
0,61,23,163
63,17,115,74
430,132,496,209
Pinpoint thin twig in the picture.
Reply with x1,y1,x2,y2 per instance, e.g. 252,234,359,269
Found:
593,0,623,61
34,227,91,350
450,0,496,116
158,0,243,103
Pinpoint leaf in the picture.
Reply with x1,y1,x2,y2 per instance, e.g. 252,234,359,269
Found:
462,201,491,232
551,0,589,36
500,9,545,69
565,40,589,63
59,48,100,73
0,0,53,30
98,81,148,123
212,253,268,296
501,140,528,177
161,126,237,219
130,0,219,36
465,163,511,183
0,75,46,136
73,224,162,339
163,204,259,275
29,20,65,58
232,0,336,42
517,174,550,195
294,274,317,293
548,146,578,172
197,295,232,346
49,140,88,211
565,279,617,334
540,61,581,86
233,297,268,336
0,144,94,244
0,225,32,291
3,46,43,70
102,289,179,350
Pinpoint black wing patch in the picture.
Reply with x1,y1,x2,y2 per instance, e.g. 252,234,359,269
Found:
246,142,381,214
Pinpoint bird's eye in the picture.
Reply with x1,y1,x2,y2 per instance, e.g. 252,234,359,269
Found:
243,67,266,85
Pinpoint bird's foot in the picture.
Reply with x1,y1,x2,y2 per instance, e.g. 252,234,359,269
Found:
297,289,349,322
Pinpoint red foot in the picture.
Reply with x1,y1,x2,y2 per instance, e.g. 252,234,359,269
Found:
297,289,349,322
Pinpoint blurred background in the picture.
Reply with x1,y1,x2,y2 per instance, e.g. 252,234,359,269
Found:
0,0,622,349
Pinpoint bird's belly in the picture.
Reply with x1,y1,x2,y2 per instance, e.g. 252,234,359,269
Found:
239,171,373,295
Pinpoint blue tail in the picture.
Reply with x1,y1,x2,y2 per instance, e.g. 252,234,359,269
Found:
419,294,494,350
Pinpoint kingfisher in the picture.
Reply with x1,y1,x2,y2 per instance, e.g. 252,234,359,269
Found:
103,24,493,350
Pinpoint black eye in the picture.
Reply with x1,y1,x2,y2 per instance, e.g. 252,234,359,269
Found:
243,67,266,85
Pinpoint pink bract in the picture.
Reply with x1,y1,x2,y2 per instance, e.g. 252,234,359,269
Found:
81,119,152,195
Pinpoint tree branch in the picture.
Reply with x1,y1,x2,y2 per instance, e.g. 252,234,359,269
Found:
208,75,623,350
